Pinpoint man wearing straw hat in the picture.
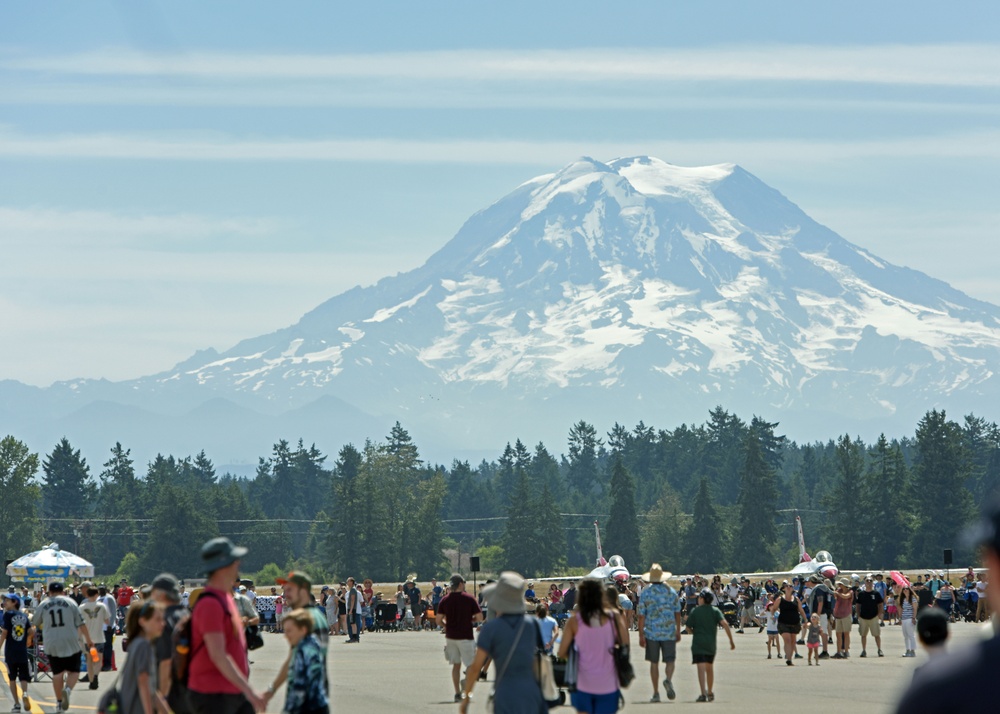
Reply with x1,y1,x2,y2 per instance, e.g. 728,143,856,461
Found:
637,563,681,703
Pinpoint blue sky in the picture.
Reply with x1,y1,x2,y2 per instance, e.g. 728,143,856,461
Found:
2,1,999,385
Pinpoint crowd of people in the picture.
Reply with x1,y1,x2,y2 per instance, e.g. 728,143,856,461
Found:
2,502,999,713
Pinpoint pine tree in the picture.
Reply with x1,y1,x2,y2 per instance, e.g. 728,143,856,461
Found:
640,483,687,573
143,482,219,579
567,421,602,496
409,473,447,579
731,428,779,570
823,435,868,566
0,436,41,560
42,437,94,523
502,469,538,575
605,455,642,567
910,410,974,564
96,443,139,574
535,482,566,575
863,435,910,567
684,477,725,573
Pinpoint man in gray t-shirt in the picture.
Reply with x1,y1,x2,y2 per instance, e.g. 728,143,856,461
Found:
34,582,94,714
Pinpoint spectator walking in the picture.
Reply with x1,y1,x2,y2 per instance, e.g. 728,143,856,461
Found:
637,563,681,702
805,614,822,666
535,603,558,654
407,580,423,630
460,572,545,714
436,574,483,702
806,575,832,658
187,537,265,714
0,593,34,712
119,601,168,714
279,609,329,714
897,585,918,657
686,589,734,702
34,582,95,713
558,578,627,713
79,583,110,689
763,593,779,659
770,581,807,666
149,573,187,712
856,576,885,657
117,579,135,628
264,571,329,711
98,585,117,671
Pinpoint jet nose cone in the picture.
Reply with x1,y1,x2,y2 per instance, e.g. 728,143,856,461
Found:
821,567,838,580
613,572,629,583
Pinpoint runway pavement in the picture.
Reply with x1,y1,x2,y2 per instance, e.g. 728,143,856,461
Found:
1,621,991,713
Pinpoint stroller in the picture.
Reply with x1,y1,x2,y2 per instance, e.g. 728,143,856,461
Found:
719,601,739,629
374,603,398,632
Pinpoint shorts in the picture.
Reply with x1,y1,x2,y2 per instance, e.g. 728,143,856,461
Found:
835,617,852,634
886,606,898,616
806,642,820,650
692,654,715,664
6,660,30,682
858,617,880,637
766,630,779,637
570,690,620,714
49,653,82,675
644,639,676,663
444,639,476,667
777,623,800,635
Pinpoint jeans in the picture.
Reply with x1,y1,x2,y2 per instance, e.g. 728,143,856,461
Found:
103,628,114,670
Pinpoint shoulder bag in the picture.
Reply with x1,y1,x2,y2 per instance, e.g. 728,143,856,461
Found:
533,619,559,706
611,611,635,688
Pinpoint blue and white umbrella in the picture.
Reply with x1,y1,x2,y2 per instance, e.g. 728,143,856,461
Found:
5,543,95,584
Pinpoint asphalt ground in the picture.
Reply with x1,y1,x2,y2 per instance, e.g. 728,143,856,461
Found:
0,620,992,713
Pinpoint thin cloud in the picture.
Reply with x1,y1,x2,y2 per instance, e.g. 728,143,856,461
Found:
0,128,998,164
5,45,1000,87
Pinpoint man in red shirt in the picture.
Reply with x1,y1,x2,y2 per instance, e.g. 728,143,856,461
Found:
116,579,134,631
436,574,483,702
188,537,265,714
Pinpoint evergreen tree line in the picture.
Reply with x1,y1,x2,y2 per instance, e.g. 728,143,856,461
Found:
1,407,996,583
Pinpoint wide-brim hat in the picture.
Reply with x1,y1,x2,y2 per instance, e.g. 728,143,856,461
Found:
200,537,248,574
641,564,671,583
837,578,851,589
481,571,527,614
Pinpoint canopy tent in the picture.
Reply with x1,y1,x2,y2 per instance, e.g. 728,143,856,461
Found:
5,543,95,584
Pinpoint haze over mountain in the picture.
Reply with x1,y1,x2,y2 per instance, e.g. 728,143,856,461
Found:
4,156,1000,467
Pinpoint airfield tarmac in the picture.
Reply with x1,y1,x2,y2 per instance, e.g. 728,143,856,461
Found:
1,621,990,714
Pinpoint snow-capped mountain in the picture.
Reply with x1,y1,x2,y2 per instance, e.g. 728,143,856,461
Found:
4,156,1000,463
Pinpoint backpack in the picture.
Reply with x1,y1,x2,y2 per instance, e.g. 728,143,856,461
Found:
171,591,224,687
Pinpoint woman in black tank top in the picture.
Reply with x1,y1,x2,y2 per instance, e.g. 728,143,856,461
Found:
769,582,807,666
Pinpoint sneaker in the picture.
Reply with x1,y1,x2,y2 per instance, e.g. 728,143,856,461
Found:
860,651,867,658
767,654,772,659
794,653,803,659
90,678,100,690
21,697,29,712
707,694,715,702
832,652,843,659
11,704,20,713
808,661,813,666
62,688,71,711
786,659,794,666
696,695,708,702
878,649,884,657
650,693,661,703
454,693,463,702
844,651,850,658
818,651,830,659
664,678,676,701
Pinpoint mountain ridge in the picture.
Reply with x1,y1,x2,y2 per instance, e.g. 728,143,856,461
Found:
3,155,999,464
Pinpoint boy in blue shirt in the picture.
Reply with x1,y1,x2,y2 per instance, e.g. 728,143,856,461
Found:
0,593,35,712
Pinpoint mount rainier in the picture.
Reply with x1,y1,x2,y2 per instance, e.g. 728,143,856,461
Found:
4,156,1000,464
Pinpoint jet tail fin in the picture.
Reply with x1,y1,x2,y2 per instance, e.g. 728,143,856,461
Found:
797,515,812,563
595,521,607,567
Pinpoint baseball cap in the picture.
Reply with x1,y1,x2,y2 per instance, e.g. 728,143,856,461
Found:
450,574,466,588
276,571,313,590
151,573,181,601
1,593,20,605
238,585,247,592
48,582,64,592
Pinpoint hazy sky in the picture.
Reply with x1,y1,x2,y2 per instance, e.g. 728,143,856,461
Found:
2,1,999,386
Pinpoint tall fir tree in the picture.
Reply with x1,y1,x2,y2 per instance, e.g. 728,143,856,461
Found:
823,434,868,566
535,481,566,575
731,428,779,570
42,438,94,534
683,477,726,573
640,483,687,572
605,455,642,568
502,469,539,575
910,410,974,564
863,435,910,567
143,482,219,579
96,442,139,574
